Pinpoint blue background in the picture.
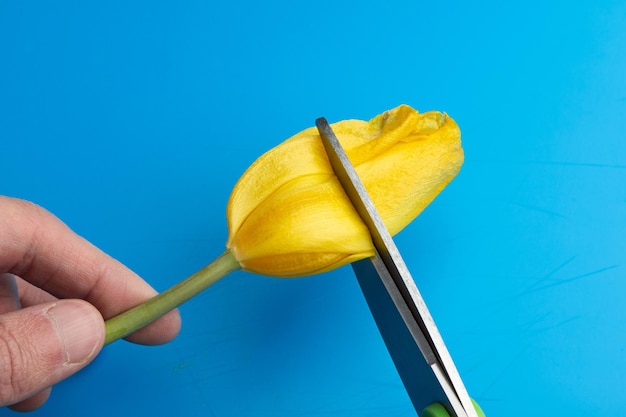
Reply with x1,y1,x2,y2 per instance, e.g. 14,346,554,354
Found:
1,1,625,415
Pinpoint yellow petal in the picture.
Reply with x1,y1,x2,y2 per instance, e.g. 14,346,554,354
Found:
357,109,463,235
226,104,463,277
228,174,373,277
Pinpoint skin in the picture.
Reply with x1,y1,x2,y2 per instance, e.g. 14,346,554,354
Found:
0,196,181,411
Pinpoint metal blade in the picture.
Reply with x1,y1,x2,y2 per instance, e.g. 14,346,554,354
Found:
316,117,477,417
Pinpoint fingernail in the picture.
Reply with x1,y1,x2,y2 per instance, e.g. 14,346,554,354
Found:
47,301,104,364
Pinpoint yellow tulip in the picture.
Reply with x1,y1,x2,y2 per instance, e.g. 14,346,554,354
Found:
104,104,463,344
226,104,463,277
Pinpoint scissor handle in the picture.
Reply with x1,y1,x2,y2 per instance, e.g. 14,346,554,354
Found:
422,400,486,417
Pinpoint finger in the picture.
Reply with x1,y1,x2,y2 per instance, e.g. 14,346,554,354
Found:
0,299,104,408
0,196,180,345
8,389,51,412
15,275,58,307
0,273,21,313
0,274,53,410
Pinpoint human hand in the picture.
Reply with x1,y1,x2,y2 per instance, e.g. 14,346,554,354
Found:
0,196,181,411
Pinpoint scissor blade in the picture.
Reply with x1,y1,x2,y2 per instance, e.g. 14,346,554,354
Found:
316,117,477,417
352,255,466,415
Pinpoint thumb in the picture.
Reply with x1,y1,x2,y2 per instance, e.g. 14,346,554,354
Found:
0,299,105,408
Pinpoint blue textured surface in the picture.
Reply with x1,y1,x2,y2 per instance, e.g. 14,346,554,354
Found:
2,1,626,415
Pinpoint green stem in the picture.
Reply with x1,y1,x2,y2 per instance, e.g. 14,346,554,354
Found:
104,250,241,345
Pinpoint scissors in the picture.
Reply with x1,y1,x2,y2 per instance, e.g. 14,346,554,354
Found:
315,118,485,417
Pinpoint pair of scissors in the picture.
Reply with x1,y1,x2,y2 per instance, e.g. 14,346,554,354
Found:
315,118,485,417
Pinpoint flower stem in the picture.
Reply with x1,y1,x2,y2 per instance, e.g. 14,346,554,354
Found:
104,250,241,345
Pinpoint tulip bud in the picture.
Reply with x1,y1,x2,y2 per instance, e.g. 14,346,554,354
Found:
104,104,464,344
226,104,463,277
